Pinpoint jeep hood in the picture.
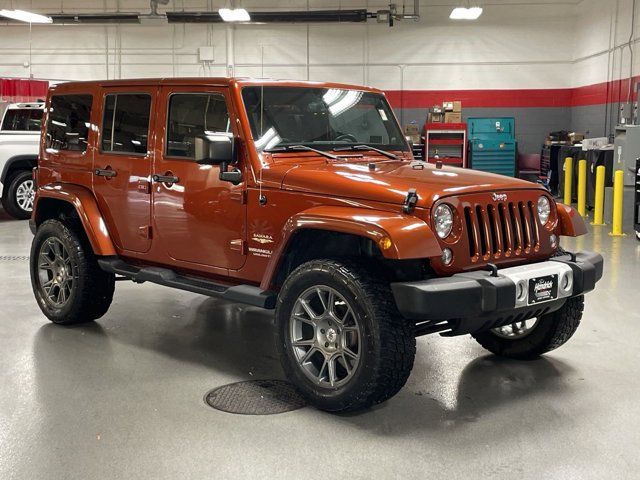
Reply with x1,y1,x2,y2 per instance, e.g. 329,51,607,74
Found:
265,159,541,208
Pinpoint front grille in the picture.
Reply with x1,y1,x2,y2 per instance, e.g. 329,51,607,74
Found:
463,201,540,263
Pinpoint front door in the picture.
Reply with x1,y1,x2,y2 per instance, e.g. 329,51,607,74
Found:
152,86,246,270
93,88,156,253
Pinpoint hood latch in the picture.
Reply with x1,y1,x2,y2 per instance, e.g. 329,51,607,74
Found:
402,188,418,214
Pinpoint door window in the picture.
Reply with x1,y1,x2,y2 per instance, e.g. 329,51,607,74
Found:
166,93,230,159
45,94,92,152
101,93,152,155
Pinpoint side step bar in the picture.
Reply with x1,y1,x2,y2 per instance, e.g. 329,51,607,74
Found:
97,257,277,309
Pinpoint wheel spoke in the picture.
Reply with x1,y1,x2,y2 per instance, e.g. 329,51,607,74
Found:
316,288,327,312
39,254,55,271
299,346,318,365
338,354,352,375
292,338,315,347
299,298,317,320
327,356,337,386
343,346,358,360
336,306,354,326
293,312,316,327
317,356,328,384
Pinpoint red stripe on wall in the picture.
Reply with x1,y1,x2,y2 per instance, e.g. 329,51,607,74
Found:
386,76,640,109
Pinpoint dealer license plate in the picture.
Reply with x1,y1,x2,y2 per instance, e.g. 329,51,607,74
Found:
528,275,558,305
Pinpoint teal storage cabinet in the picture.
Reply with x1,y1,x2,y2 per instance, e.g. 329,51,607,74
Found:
468,117,517,177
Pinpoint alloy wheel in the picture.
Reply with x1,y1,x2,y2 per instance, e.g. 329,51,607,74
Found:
37,237,74,307
16,179,35,212
289,285,361,388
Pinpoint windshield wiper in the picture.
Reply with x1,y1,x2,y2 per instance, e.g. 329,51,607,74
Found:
264,144,338,160
333,144,398,160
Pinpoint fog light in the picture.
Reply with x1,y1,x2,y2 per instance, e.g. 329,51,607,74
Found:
550,234,558,248
561,273,572,292
441,248,453,265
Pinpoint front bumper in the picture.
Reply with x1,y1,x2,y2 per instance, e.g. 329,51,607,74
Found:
391,251,603,336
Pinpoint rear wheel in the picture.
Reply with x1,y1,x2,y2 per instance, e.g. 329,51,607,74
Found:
30,219,115,325
276,259,416,412
1,170,35,220
472,296,584,359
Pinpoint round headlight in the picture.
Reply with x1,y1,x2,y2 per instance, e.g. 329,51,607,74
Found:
434,204,454,239
537,196,551,225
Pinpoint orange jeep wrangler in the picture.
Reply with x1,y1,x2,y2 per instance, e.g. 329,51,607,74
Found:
29,78,603,412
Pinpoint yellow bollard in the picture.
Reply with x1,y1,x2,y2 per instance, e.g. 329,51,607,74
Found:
563,157,573,205
591,165,606,225
609,170,625,236
577,159,587,216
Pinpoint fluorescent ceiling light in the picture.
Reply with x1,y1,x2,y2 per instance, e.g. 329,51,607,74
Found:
0,9,53,24
449,7,483,20
218,8,250,22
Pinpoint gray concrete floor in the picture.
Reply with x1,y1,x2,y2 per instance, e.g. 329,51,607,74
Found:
0,206,639,480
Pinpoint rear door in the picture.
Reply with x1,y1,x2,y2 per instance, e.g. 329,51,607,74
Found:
151,86,246,270
92,88,156,253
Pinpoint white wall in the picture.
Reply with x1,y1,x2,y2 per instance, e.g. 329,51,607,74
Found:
0,0,580,91
572,0,638,89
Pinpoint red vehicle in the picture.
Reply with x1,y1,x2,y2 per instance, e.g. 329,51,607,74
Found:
29,78,602,412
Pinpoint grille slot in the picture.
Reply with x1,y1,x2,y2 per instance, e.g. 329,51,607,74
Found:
465,200,540,263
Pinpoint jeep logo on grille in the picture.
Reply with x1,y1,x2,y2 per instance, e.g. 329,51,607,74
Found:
492,193,507,202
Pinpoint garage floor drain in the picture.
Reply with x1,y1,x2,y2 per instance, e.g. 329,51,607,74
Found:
0,255,29,261
204,380,307,415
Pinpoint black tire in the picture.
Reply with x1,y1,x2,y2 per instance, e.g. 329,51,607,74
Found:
1,170,35,220
276,259,416,412
472,296,584,360
30,219,115,325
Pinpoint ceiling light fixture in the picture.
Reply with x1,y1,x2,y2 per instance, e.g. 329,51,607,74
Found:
0,9,53,24
449,7,483,20
218,8,250,22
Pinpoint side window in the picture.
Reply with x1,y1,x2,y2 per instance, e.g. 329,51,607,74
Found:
45,94,92,152
101,93,152,155
1,109,43,131
166,93,230,159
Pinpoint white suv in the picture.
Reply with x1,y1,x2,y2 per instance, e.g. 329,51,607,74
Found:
0,101,44,219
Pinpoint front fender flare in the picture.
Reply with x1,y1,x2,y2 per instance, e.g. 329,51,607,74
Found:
557,203,587,237
33,183,116,256
260,206,441,290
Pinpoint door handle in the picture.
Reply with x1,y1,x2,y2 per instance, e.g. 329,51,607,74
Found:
152,174,180,184
95,168,117,178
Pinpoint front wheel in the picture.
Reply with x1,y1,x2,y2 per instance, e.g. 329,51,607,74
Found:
30,219,115,325
1,170,35,220
276,259,416,412
472,296,584,360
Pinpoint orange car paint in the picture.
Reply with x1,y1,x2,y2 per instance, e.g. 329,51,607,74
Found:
33,77,586,291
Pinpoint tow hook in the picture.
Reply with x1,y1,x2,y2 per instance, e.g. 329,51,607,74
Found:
403,188,418,214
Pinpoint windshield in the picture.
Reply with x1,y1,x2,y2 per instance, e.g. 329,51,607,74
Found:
241,86,408,153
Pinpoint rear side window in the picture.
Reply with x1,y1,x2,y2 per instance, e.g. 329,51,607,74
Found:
46,94,93,152
2,109,43,131
101,93,152,155
166,93,230,159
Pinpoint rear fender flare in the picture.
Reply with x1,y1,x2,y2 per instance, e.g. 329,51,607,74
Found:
260,206,441,290
33,183,116,256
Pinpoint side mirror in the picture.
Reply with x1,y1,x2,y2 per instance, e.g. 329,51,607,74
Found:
195,133,235,165
194,133,242,185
